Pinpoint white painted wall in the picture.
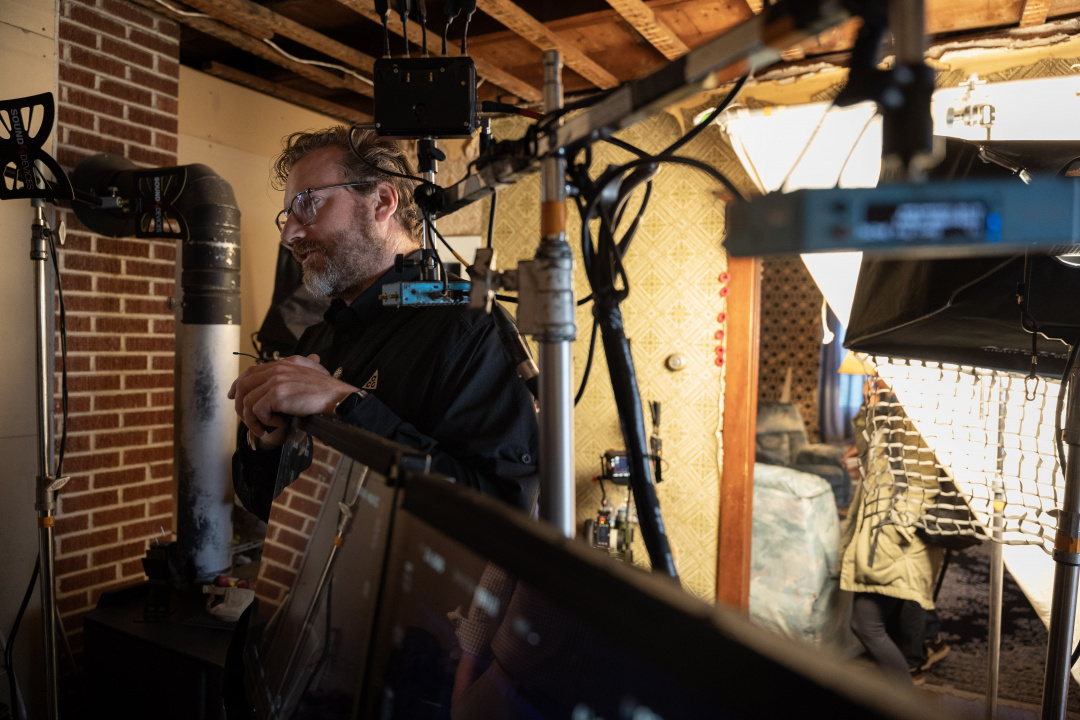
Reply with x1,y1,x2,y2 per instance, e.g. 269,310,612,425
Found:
0,0,59,716
177,66,335,367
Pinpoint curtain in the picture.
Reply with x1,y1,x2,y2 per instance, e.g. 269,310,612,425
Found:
819,305,863,442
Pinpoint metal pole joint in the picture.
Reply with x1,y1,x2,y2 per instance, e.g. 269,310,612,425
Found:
517,246,576,342
1053,509,1080,564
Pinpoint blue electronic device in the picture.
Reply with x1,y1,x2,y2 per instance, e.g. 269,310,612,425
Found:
725,177,1080,258
380,280,471,306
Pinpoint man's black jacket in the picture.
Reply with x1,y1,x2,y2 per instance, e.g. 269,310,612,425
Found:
232,262,539,521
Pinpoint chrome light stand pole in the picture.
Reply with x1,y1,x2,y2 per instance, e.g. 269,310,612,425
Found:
31,196,68,720
535,49,576,537
1042,362,1080,720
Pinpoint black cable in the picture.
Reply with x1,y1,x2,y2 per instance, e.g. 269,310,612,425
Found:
412,0,428,56
660,73,748,157
1056,342,1079,479
574,317,599,405
593,155,748,206
601,136,650,158
6,558,39,720
394,0,410,57
568,146,681,579
347,128,430,188
442,0,459,56
536,88,618,133
431,223,459,262
932,548,951,603
48,228,69,474
420,209,454,294
460,5,474,54
375,0,391,56
486,191,496,249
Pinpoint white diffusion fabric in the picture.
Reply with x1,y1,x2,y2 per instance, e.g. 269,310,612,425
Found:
865,359,1063,552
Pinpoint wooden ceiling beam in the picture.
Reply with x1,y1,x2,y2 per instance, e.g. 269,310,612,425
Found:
475,0,622,88
604,0,689,60
130,0,372,96
203,61,372,123
1019,0,1052,27
178,0,377,76
333,0,542,102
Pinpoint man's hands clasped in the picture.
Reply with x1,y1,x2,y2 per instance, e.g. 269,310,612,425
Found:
228,353,359,449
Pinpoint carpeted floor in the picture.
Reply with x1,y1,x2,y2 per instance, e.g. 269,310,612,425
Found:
920,541,1080,712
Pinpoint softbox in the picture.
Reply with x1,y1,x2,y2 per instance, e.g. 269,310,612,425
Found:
845,254,1078,377
844,138,1080,377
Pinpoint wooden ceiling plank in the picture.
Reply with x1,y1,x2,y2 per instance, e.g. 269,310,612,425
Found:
471,56,544,102
203,61,372,123
332,0,542,102
129,0,372,96
178,0,377,74
604,0,689,60
476,0,621,88
1019,0,1052,26
927,0,1025,35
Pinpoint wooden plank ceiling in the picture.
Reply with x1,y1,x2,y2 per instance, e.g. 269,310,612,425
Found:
140,0,1080,124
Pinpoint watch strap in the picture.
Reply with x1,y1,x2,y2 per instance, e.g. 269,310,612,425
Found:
333,389,368,420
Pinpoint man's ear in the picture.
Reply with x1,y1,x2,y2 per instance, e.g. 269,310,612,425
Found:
372,182,398,223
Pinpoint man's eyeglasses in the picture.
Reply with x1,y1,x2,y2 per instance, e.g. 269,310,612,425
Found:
275,182,372,231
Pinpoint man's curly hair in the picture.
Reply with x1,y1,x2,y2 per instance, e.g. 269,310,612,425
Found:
272,126,422,244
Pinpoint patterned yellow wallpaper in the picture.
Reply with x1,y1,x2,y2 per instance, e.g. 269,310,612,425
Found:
451,107,751,601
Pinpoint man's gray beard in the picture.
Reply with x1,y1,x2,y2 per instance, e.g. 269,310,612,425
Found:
299,216,388,299
302,259,342,298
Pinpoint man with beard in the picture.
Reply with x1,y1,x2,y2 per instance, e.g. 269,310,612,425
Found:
228,127,539,521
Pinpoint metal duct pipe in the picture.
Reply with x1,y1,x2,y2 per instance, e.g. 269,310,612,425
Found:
173,165,241,579
72,156,240,579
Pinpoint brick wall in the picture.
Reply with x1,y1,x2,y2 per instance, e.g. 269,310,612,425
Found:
253,445,339,614
53,0,179,658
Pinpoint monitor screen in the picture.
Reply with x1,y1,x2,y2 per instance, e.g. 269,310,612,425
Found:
244,457,399,719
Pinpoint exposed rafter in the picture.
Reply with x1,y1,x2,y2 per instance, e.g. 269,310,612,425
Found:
177,0,377,76
333,0,542,101
604,0,689,60
475,0,621,88
132,0,374,96
203,62,371,123
1019,0,1052,27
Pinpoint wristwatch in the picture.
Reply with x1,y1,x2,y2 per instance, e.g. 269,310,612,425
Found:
333,389,368,420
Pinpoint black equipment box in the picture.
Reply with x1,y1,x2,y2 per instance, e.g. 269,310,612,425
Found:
373,56,477,138
83,584,234,720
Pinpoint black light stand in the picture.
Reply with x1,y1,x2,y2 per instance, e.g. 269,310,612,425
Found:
1043,356,1080,720
30,197,69,720
0,92,75,720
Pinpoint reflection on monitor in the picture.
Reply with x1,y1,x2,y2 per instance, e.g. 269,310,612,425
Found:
362,510,721,719
244,457,399,719
237,417,948,720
